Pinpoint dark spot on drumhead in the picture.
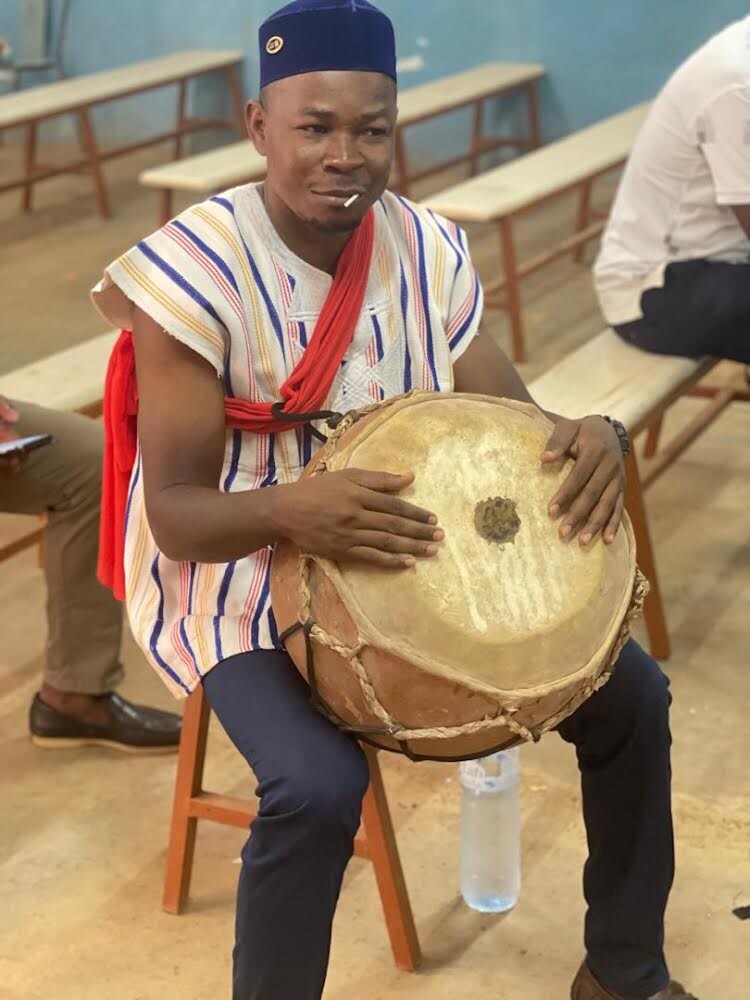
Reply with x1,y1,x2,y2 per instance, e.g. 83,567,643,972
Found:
474,497,521,546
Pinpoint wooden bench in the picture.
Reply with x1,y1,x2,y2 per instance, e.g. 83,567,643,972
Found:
0,49,246,218
0,330,118,564
138,61,545,224
424,102,651,362
529,330,747,660
140,140,266,225
394,61,544,195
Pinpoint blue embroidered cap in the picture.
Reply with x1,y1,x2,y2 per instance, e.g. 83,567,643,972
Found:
259,0,397,90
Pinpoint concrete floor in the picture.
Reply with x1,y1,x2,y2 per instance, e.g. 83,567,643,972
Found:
0,140,748,1000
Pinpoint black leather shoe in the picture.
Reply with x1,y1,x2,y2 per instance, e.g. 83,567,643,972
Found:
29,692,181,754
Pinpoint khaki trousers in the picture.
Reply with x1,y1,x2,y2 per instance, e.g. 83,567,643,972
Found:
0,400,123,693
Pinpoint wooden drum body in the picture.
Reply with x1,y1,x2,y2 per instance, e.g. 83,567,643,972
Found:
271,393,646,761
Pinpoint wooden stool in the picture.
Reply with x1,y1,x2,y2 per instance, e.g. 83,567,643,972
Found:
162,684,422,971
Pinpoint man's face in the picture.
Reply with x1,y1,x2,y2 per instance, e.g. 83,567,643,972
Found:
247,70,397,233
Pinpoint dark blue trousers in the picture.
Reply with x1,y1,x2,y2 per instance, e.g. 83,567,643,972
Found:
614,258,750,364
203,639,674,1000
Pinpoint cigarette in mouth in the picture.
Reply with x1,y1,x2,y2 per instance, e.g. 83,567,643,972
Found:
344,194,360,208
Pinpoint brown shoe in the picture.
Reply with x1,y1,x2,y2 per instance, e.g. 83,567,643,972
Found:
571,961,697,999
29,691,181,754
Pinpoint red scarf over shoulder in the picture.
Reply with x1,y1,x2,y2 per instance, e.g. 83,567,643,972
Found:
99,210,375,600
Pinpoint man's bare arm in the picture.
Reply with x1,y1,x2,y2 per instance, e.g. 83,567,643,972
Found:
453,328,537,405
133,307,281,563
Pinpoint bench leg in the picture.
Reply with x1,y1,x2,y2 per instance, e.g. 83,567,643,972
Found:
526,79,542,148
162,685,211,914
226,65,247,138
77,108,111,219
22,122,38,212
498,217,526,363
469,97,485,177
174,78,188,160
643,416,664,459
393,126,410,197
624,452,671,661
361,747,421,971
573,179,593,264
159,188,174,227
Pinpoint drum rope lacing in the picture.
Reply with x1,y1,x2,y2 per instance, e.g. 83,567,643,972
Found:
278,396,650,763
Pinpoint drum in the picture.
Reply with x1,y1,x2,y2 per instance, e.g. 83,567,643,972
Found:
271,392,646,761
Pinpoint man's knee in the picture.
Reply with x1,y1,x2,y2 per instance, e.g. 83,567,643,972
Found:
64,424,104,505
617,641,670,706
43,414,104,513
605,640,672,741
560,641,671,757
261,738,369,841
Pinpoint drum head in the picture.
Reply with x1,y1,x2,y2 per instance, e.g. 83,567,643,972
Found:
316,394,634,694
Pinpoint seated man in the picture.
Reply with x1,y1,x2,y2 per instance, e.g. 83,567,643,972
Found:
595,16,750,363
91,2,695,997
0,396,180,752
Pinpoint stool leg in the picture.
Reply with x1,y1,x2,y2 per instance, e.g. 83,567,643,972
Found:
162,686,211,914
624,451,671,661
361,747,421,971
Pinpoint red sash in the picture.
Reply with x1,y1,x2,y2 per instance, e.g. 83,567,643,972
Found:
99,210,375,599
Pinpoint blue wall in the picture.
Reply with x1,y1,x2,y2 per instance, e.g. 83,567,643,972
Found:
4,0,749,147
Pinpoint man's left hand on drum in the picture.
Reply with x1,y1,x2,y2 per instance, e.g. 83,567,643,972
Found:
542,416,625,547
450,329,625,550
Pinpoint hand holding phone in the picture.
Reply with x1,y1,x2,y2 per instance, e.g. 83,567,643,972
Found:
0,434,54,474
0,433,54,459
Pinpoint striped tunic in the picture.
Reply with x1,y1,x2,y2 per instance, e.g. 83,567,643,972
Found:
91,183,483,697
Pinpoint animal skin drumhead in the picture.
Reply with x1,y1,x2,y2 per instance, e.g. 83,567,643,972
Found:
311,393,634,695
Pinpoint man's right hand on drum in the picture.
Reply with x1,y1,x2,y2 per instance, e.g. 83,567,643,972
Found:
133,310,442,570
273,469,443,568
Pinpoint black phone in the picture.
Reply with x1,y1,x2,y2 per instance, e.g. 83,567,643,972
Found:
0,433,54,458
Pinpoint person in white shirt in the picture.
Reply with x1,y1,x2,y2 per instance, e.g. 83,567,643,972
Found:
594,17,750,362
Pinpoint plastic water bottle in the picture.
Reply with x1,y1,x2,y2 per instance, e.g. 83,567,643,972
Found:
459,748,521,912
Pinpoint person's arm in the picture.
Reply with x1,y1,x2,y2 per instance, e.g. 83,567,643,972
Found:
453,328,625,546
698,88,750,236
133,307,443,567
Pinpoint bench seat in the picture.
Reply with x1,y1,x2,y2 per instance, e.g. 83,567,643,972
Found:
423,103,651,361
528,329,743,661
